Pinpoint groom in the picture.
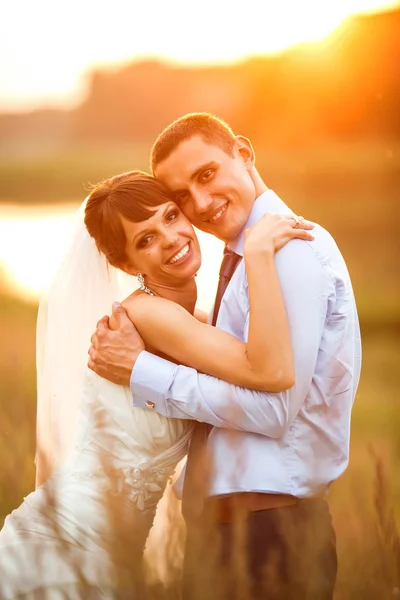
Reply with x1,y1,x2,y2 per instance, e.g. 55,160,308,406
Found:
89,113,361,599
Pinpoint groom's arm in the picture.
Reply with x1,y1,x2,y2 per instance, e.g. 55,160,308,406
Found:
131,240,336,438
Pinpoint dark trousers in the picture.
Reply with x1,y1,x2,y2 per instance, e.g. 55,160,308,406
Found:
182,498,337,600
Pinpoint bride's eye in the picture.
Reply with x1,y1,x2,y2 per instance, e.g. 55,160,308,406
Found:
166,211,178,222
139,235,153,248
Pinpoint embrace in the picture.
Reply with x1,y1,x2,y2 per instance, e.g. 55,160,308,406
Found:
0,113,361,600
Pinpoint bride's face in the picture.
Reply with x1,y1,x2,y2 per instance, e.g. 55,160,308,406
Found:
120,201,201,285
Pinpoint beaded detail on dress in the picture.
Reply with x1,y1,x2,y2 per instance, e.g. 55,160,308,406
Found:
122,463,175,511
70,423,193,513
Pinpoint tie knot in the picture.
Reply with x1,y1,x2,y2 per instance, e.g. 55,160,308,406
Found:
220,248,240,279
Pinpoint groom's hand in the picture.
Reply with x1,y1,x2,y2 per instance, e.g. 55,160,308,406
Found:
88,302,145,386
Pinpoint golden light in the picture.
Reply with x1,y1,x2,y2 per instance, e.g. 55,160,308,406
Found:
0,205,223,310
0,0,396,111
0,205,78,301
0,0,396,303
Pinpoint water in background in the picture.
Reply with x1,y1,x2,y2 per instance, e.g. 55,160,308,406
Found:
0,203,223,311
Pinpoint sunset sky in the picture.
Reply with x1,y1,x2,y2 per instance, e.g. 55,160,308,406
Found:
0,0,398,112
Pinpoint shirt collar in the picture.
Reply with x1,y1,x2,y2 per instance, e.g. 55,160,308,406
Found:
228,189,290,257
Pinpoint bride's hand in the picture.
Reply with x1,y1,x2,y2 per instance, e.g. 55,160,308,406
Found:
244,213,314,257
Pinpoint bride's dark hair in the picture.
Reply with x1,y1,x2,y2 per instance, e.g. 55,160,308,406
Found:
84,170,173,268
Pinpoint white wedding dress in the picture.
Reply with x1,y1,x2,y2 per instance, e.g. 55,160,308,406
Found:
0,199,193,599
0,369,192,599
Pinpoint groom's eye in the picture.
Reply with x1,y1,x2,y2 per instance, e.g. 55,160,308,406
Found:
175,191,189,204
199,169,214,183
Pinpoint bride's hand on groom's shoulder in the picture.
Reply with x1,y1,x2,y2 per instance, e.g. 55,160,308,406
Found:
244,213,314,257
88,302,145,386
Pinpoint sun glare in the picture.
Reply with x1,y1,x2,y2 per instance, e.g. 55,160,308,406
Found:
0,0,396,111
0,206,77,301
0,205,223,310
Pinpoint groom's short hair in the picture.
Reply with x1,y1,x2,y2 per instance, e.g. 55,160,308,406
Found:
151,113,236,173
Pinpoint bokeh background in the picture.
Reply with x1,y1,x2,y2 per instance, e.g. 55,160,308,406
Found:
1,1,399,597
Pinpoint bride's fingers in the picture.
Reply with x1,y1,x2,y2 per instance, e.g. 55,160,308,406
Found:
287,215,314,230
298,219,314,230
290,227,314,241
284,213,312,228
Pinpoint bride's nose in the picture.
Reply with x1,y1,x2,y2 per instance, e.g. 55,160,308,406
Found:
161,227,179,248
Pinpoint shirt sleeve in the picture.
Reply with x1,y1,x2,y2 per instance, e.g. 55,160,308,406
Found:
131,238,336,438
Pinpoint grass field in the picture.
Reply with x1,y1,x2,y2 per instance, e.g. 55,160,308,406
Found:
0,293,399,598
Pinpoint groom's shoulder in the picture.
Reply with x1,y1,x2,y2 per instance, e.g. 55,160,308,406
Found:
275,221,349,281
256,192,349,273
307,222,348,269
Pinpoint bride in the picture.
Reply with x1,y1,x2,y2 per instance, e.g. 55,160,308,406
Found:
0,170,313,599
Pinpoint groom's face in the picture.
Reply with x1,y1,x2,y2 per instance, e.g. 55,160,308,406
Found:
154,136,257,242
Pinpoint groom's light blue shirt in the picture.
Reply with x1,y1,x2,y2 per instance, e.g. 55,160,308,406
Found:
130,190,361,498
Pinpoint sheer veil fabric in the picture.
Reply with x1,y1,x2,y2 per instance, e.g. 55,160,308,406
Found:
0,199,196,598
35,199,136,487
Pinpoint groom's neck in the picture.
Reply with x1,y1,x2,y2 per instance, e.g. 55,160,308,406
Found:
250,167,268,198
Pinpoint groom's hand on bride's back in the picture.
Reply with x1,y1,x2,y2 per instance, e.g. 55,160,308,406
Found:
88,302,145,386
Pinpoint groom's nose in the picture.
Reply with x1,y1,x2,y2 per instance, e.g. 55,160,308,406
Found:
192,189,213,216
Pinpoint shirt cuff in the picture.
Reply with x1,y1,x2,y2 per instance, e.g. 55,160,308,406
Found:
130,350,178,415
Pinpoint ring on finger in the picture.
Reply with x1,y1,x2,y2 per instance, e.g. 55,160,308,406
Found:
292,215,300,228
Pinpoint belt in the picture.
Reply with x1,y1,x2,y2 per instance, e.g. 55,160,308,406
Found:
207,492,298,524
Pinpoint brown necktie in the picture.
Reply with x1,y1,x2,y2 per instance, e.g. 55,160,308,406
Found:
182,247,241,520
212,247,242,326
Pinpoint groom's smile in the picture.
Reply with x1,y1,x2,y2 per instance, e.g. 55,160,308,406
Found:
205,201,228,224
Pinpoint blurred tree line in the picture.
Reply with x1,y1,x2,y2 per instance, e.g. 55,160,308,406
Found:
1,8,399,149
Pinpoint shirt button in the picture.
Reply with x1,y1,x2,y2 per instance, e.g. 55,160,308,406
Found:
145,401,155,409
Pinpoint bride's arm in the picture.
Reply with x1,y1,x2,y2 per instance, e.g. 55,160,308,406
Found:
194,308,208,323
118,214,314,392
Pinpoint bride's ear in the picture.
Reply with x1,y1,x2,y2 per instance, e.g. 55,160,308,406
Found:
120,262,138,277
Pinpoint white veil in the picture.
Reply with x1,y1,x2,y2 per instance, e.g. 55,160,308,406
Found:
35,199,136,487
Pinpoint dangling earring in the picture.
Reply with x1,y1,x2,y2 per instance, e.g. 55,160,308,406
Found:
137,273,145,290
137,273,155,296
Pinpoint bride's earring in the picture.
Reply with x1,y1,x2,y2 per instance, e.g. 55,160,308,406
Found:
137,273,146,291
137,273,155,296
